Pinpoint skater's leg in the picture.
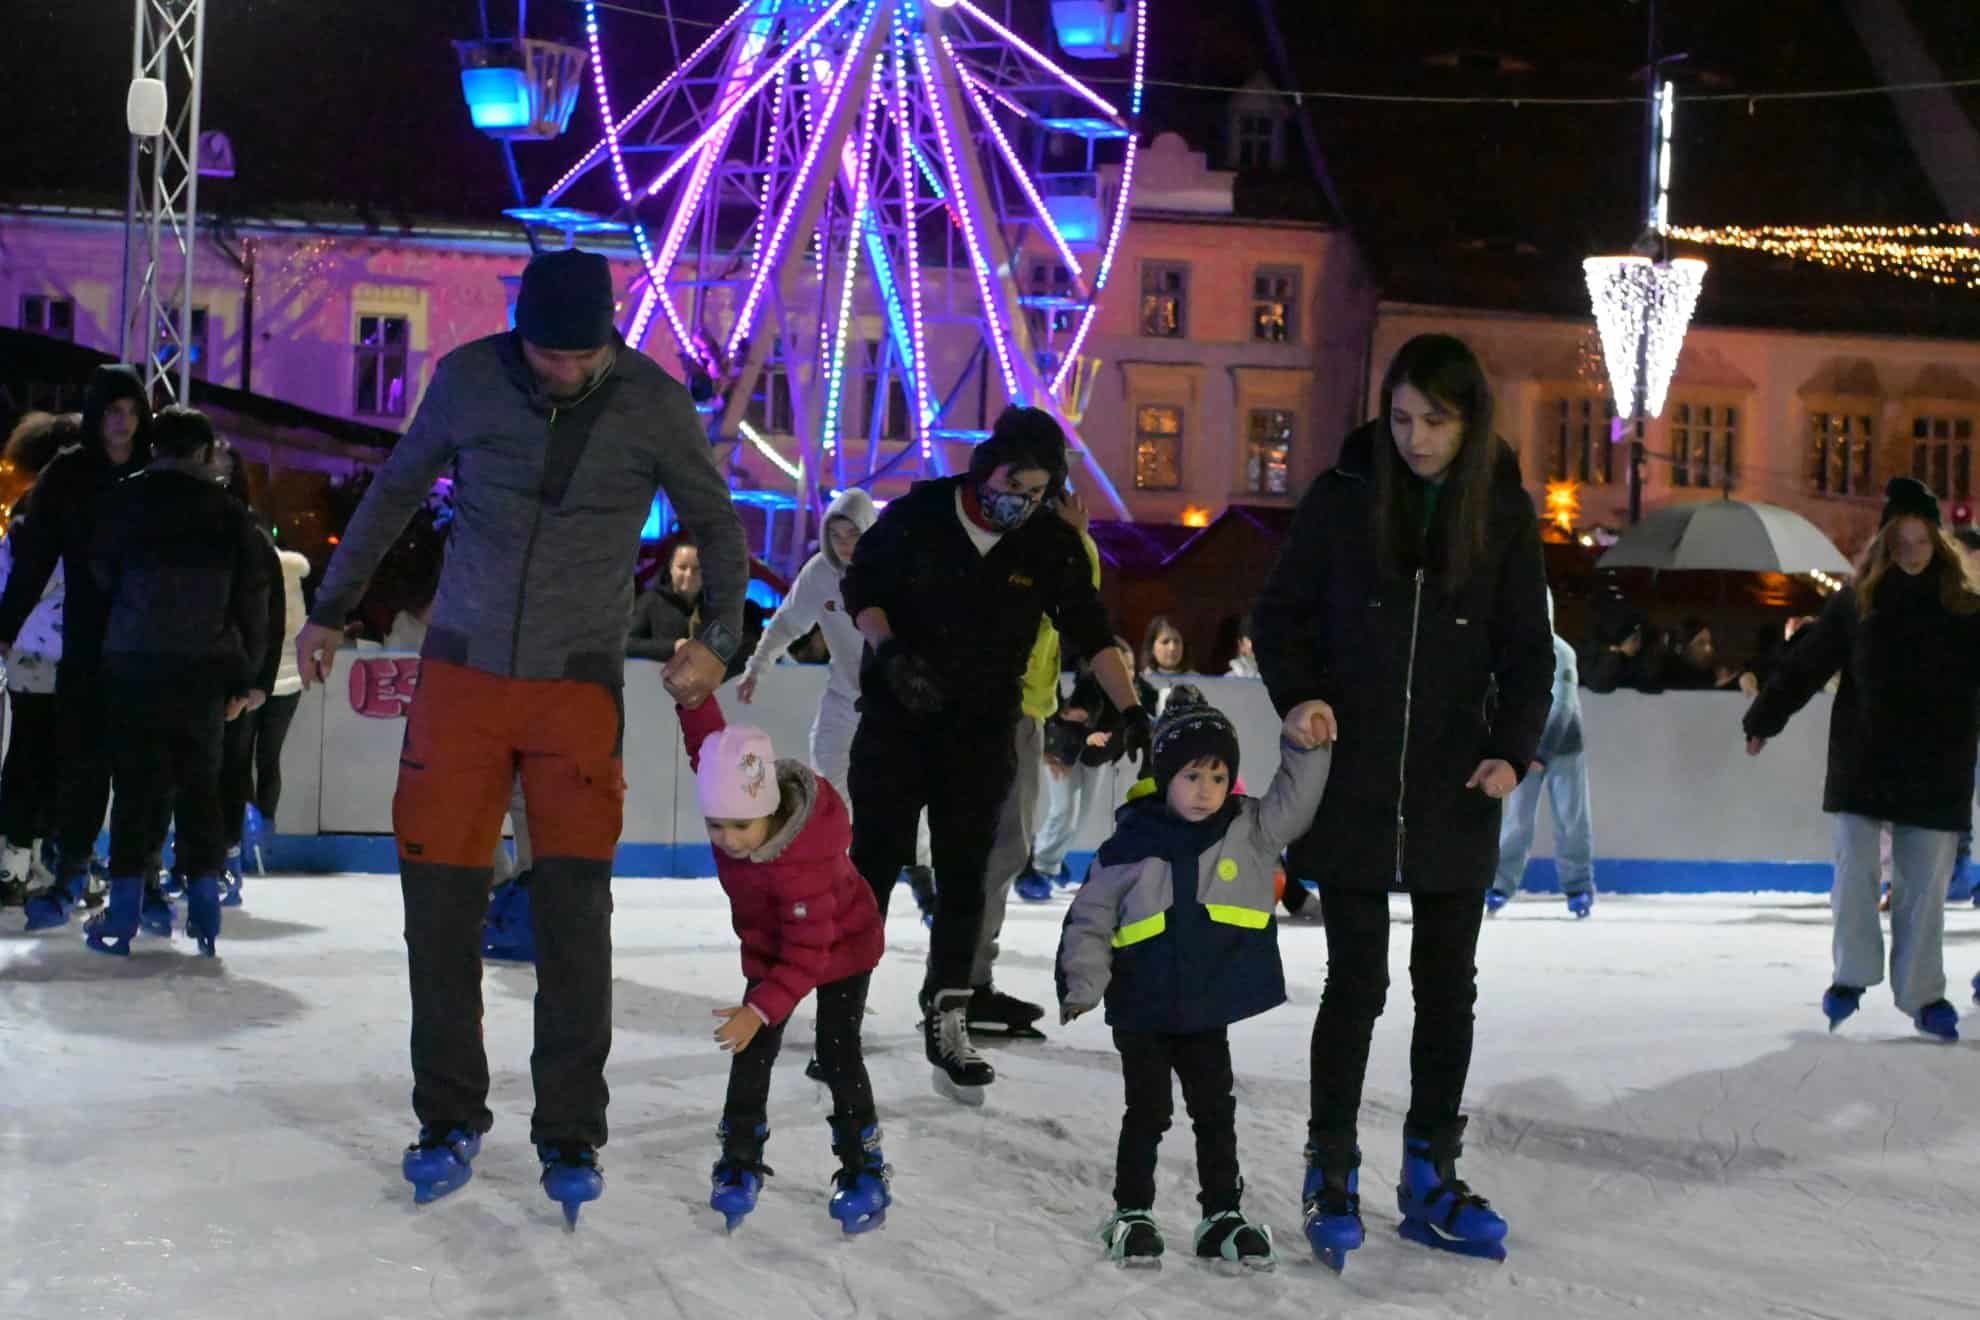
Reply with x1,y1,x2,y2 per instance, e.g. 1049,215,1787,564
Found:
1547,749,1595,896
925,724,1017,997
0,690,58,846
251,691,302,824
1173,1028,1241,1214
1831,813,1886,991
104,682,175,878
1887,824,1956,1015
1111,1028,1174,1210
517,676,625,1150
393,662,521,1138
812,971,877,1127
219,694,255,850
1403,889,1487,1134
1308,887,1391,1143
167,687,231,879
1493,768,1543,898
1032,756,1081,876
847,710,931,919
53,668,113,874
972,716,1042,988
719,983,788,1141
809,688,859,806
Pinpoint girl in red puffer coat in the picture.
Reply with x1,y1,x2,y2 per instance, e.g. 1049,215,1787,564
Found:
677,694,890,1235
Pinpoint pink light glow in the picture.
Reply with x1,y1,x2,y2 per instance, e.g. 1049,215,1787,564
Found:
582,3,679,357
954,1,1120,122
821,77,885,470
890,14,932,456
953,45,1083,288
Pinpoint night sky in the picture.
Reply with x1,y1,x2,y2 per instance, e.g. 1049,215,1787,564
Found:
6,1,1977,332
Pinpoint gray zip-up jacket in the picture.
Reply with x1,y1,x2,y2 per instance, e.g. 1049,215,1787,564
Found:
311,332,748,686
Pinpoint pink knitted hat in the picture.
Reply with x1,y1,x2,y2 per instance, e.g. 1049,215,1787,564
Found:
697,725,778,820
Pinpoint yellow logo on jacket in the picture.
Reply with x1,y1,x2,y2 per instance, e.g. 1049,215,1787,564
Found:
1216,858,1239,882
1008,572,1034,588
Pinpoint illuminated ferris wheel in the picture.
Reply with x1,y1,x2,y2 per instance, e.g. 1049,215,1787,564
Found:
527,0,1147,531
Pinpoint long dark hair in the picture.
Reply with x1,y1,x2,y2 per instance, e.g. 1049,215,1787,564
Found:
1139,614,1185,674
1372,334,1498,591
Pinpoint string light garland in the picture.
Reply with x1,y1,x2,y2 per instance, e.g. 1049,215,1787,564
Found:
1667,223,1980,289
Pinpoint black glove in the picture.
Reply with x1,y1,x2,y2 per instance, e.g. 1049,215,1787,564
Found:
875,639,946,714
1119,704,1153,767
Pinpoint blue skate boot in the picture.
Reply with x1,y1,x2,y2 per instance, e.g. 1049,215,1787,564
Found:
1484,889,1510,917
220,846,245,908
1914,999,1959,1042
183,874,222,956
1397,1120,1508,1263
538,1141,604,1229
402,1125,482,1204
83,875,143,956
1302,1137,1365,1273
1823,984,1862,1032
480,872,536,963
22,863,87,931
709,1120,770,1232
140,872,177,937
827,1119,892,1234
1565,889,1594,919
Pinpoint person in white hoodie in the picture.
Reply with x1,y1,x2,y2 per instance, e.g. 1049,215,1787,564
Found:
737,489,936,918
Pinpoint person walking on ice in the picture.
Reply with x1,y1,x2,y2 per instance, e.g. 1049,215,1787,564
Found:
1057,686,1334,1269
1489,588,1595,917
295,248,749,1225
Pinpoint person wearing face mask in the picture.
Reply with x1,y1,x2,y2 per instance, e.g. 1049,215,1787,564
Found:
294,248,749,1222
841,405,1150,1103
1252,333,1552,1270
1745,477,1980,1042
2,364,153,929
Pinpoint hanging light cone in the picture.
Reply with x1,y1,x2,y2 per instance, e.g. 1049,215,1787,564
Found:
1582,254,1707,420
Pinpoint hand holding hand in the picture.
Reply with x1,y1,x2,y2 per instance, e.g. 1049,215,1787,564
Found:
664,638,725,708
1284,699,1337,748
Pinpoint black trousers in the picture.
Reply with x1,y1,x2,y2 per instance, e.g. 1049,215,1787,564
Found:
1309,886,1487,1143
105,677,228,877
849,704,1017,994
221,690,301,844
0,690,58,845
722,972,875,1150
1113,1026,1241,1214
53,668,112,872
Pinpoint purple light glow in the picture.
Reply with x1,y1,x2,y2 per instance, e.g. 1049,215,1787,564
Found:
890,13,932,457
582,4,680,358
820,76,885,476
955,53,1084,288
955,1,1120,122
1053,0,1144,395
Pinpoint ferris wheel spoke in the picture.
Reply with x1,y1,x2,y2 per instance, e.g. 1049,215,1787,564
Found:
945,1,1121,125
955,61,1086,293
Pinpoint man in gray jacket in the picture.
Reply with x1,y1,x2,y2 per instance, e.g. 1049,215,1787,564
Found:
294,249,748,1218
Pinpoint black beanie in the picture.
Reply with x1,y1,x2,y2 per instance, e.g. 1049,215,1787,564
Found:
1152,684,1241,796
968,405,1069,495
1882,476,1941,529
515,249,617,350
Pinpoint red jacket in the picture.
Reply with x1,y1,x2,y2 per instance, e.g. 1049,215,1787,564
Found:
679,697,885,1026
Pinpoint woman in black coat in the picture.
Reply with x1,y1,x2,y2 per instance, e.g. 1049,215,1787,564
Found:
1743,478,1980,1041
1252,333,1552,1267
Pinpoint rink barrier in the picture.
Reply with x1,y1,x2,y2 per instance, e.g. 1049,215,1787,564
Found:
249,657,1850,891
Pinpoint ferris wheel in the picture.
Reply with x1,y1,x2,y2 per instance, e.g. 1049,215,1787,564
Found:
523,0,1148,537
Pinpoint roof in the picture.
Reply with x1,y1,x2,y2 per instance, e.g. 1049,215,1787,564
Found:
1089,503,1298,577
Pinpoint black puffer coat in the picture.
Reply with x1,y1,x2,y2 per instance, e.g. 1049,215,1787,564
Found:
1252,422,1554,893
1743,569,1980,832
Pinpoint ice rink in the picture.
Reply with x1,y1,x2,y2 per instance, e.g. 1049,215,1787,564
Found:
5,877,1979,1319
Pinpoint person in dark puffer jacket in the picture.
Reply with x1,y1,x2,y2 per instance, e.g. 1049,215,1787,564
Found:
1057,686,1333,1267
678,692,889,1234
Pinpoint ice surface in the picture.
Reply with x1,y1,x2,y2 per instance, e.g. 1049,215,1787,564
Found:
5,880,1978,1319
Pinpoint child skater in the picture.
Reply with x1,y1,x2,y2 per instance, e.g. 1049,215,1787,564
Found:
678,691,890,1233
1057,686,1333,1268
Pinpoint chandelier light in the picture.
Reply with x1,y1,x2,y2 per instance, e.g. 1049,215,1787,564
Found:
1583,254,1707,420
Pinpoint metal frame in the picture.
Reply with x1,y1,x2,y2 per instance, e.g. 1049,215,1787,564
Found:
119,0,207,403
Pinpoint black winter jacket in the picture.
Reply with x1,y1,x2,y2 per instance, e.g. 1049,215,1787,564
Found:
1743,570,1980,832
1252,422,1554,893
626,585,762,677
841,477,1114,725
89,468,273,694
1044,669,1133,767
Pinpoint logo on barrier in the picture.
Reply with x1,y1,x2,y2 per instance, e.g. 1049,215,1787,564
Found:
351,657,422,719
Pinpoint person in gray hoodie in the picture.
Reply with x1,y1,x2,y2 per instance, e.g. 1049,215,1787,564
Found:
1488,588,1596,916
293,249,749,1222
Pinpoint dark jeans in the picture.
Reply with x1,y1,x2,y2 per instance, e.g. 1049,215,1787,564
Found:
849,703,1018,995
1309,886,1487,1143
54,667,112,870
1113,1026,1241,1214
221,690,301,844
0,689,58,844
722,972,876,1140
105,677,227,877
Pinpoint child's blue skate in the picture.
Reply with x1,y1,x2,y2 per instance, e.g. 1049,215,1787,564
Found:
220,847,245,908
1484,889,1510,917
1397,1122,1508,1263
480,874,536,963
538,1142,604,1229
1301,1143,1364,1273
1914,999,1959,1042
1565,890,1594,919
1823,984,1862,1032
710,1120,770,1232
402,1126,481,1204
1013,867,1054,903
83,876,143,956
139,877,177,938
22,866,86,931
183,874,222,956
244,804,269,875
827,1121,891,1235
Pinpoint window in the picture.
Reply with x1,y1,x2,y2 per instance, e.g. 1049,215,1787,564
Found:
1251,268,1298,344
1245,409,1293,494
1671,401,1738,490
353,314,410,417
1234,113,1277,169
1546,395,1615,485
745,364,794,434
1809,412,1874,497
1134,404,1183,490
1139,263,1187,338
156,306,210,381
20,294,74,342
1912,414,1976,500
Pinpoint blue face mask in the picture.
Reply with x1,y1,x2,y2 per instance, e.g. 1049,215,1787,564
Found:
978,482,1043,531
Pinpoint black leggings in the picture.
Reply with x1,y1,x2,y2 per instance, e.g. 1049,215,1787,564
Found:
1113,1026,1241,1214
723,972,875,1136
1309,887,1487,1143
0,690,58,845
221,690,301,844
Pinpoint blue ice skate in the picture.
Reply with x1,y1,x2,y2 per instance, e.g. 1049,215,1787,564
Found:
481,874,536,963
83,876,143,956
1013,868,1054,903
827,1121,891,1234
1565,890,1594,919
402,1126,481,1204
1301,1144,1364,1273
1397,1122,1508,1263
710,1120,769,1232
140,877,177,937
538,1142,604,1228
244,804,269,875
1484,889,1510,917
220,847,245,908
183,874,222,956
1914,999,1959,1042
1823,984,1862,1032
22,866,86,931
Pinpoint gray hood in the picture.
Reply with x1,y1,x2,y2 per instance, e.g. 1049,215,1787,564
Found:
821,487,879,573
749,759,822,863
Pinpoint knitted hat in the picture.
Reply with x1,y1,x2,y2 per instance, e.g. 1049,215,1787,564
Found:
515,249,617,350
1881,476,1941,529
696,725,779,821
1151,685,1240,795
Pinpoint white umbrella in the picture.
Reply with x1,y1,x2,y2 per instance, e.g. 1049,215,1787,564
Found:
1596,498,1853,575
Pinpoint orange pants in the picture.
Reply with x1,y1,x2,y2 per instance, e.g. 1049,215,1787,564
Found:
393,660,626,1148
